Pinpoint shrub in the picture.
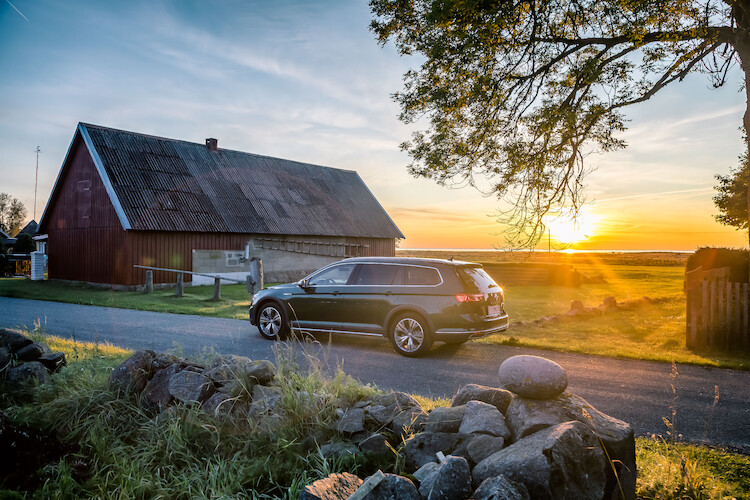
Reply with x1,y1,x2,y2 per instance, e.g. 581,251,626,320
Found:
686,247,749,282
13,233,35,255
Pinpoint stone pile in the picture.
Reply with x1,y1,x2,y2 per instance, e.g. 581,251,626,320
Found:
108,350,285,425
0,329,67,387
306,354,636,500
110,351,636,500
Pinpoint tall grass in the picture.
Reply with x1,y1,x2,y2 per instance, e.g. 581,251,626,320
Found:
2,334,391,498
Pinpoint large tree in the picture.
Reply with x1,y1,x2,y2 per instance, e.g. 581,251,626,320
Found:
714,154,748,229
370,0,750,248
0,193,27,237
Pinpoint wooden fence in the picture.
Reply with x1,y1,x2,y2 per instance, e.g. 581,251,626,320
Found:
685,266,750,352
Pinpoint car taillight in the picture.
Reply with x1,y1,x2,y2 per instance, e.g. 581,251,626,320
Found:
455,294,484,303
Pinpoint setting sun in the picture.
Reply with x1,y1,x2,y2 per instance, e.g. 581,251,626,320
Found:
546,209,597,245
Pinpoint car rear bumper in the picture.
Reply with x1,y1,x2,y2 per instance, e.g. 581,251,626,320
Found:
433,313,509,342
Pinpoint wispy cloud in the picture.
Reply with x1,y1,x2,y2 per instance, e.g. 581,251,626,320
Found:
5,0,29,22
594,187,714,204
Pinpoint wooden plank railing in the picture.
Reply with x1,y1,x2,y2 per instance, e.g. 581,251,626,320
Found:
134,259,263,300
686,266,750,352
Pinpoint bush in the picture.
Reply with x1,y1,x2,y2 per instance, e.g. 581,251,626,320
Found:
686,247,749,282
13,233,35,255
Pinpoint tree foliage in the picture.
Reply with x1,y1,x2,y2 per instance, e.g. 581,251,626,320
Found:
14,233,35,254
714,155,748,229
370,0,748,246
0,193,28,237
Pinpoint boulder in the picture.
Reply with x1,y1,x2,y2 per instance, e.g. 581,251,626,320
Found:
391,407,428,438
472,475,530,500
149,354,182,372
365,404,402,427
246,359,276,384
5,361,50,386
359,433,391,458
300,472,363,500
366,473,420,500
337,408,365,435
451,384,513,414
36,352,67,373
142,363,181,410
465,434,505,465
568,300,585,315
602,296,617,311
504,392,636,499
319,442,358,461
413,461,440,484
423,455,472,500
472,421,607,500
108,350,155,394
168,370,215,404
405,432,465,471
201,392,233,417
425,405,465,433
375,391,421,410
459,401,510,439
15,342,50,361
0,329,33,353
497,355,568,399
249,385,282,416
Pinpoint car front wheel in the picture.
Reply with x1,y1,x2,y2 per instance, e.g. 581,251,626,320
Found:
257,302,289,340
390,312,433,357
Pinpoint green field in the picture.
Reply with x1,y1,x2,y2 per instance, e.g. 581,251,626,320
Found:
1,251,748,369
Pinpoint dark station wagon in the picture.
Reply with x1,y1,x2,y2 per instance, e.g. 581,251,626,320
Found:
248,257,509,357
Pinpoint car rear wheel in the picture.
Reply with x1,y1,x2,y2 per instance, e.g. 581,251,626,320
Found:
390,312,433,357
257,302,289,340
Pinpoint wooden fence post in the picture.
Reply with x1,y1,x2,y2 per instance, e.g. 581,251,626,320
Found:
213,277,221,301
145,270,154,294
176,272,184,298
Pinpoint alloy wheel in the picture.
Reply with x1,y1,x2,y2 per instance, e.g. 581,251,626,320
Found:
393,317,424,353
259,306,282,338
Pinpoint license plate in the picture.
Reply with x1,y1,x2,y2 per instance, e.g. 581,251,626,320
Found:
488,304,502,316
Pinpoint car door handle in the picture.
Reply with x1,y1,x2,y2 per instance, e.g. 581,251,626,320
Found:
333,290,341,295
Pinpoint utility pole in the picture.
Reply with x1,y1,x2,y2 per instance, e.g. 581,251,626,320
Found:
34,146,40,221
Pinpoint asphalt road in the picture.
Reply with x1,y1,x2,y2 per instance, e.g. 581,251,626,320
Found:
2,297,749,453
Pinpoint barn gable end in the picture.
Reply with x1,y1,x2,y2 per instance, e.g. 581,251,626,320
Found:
39,123,404,287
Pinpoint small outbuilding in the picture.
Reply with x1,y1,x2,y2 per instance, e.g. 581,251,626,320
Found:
38,123,404,287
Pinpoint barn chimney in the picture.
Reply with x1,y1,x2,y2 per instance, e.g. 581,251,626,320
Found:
206,138,218,151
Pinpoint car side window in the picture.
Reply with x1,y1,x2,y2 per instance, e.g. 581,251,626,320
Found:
402,266,441,286
353,264,400,285
308,263,356,285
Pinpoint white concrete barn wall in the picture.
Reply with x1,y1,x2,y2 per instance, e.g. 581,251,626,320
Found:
191,239,347,286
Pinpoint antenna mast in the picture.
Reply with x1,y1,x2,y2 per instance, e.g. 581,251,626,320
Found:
34,146,40,221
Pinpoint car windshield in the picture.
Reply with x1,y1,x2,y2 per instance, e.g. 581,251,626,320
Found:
308,263,356,285
457,266,499,293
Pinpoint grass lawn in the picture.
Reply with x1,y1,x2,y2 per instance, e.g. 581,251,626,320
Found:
2,252,749,369
1,333,747,499
478,264,749,369
0,277,256,320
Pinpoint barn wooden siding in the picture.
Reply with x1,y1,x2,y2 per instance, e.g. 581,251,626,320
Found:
44,138,394,285
45,139,125,284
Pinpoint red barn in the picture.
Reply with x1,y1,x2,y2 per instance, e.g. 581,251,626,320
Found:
38,123,404,287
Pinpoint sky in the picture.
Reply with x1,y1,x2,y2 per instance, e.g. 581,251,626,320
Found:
1,0,748,251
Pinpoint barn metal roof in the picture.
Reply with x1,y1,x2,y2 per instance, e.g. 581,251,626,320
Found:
44,123,404,238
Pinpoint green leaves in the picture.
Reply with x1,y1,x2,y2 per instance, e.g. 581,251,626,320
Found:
371,0,741,246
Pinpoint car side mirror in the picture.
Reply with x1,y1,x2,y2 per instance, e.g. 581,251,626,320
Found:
300,279,313,290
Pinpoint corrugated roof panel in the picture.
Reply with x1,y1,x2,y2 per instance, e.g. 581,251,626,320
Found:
82,123,404,238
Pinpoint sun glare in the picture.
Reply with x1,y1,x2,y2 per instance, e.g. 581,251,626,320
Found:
546,210,596,245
